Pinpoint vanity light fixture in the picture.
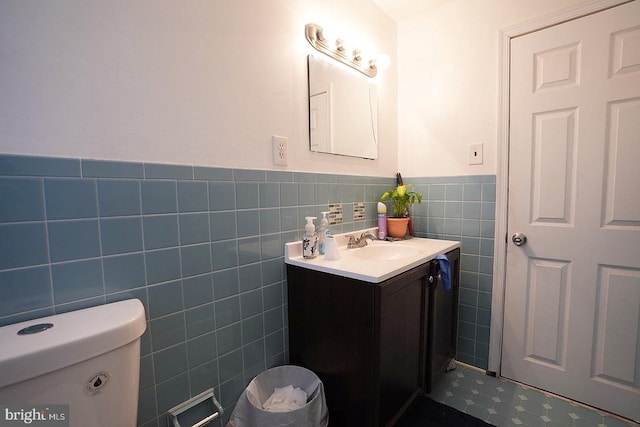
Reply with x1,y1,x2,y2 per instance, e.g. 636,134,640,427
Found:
305,23,378,78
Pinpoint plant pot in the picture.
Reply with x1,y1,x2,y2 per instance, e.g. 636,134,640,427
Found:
386,217,410,238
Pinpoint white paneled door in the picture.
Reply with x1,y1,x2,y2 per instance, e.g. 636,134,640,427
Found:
503,1,640,422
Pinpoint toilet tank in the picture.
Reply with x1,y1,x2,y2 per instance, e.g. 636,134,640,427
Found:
0,299,146,427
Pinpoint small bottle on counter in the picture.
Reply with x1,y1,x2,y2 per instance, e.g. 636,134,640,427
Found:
318,211,330,255
302,216,318,259
377,202,387,240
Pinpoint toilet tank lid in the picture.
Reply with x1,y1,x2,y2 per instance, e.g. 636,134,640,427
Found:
0,299,146,389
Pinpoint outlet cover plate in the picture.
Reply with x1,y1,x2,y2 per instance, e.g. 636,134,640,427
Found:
272,135,288,166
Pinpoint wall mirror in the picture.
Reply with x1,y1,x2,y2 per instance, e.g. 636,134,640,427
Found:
308,54,379,159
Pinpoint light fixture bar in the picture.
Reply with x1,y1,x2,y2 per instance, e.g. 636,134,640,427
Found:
305,23,378,78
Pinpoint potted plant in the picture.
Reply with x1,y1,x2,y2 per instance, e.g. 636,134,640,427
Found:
380,173,422,238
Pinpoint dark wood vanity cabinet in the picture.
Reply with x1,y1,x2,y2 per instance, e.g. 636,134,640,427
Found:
287,248,460,427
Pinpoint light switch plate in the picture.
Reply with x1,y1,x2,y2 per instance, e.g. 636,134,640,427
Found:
469,143,483,165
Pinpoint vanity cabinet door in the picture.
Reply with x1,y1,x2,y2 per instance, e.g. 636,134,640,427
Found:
378,266,429,427
426,248,460,392
287,266,377,426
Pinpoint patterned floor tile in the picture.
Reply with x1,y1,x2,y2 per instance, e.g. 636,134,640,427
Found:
428,363,639,427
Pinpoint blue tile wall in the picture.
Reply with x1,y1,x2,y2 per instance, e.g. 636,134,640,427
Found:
410,175,496,369
0,154,495,426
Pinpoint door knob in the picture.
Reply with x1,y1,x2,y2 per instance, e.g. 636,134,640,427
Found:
512,232,527,246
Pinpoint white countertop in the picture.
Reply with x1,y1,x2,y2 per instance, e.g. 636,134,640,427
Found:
284,228,460,283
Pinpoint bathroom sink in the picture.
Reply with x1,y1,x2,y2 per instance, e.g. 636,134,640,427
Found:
284,228,460,283
352,243,421,261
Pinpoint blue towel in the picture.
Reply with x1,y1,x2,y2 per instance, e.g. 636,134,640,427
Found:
436,254,451,291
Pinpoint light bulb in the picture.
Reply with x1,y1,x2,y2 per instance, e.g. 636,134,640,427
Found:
376,54,391,70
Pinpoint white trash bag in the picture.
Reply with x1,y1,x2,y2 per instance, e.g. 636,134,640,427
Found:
227,365,329,427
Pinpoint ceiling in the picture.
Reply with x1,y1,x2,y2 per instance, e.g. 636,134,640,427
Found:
372,0,453,21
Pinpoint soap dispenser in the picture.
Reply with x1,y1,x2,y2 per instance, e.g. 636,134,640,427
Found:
318,211,330,255
302,216,318,259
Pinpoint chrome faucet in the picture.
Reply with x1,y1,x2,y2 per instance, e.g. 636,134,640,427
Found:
347,231,377,248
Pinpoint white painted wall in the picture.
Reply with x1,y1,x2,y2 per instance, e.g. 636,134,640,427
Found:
393,0,589,177
4,0,602,179
0,0,397,177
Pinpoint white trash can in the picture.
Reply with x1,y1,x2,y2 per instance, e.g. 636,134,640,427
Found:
227,365,328,427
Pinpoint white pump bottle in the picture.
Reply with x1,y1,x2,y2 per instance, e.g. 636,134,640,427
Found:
302,216,318,259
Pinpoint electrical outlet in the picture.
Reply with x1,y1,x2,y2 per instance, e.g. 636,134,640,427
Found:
469,143,483,165
272,135,288,166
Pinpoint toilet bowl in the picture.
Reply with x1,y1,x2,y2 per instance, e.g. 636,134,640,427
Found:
0,299,146,426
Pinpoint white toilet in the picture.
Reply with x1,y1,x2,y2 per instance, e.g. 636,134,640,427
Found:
0,299,146,427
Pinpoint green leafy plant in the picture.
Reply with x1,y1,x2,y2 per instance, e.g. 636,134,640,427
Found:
380,183,422,217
